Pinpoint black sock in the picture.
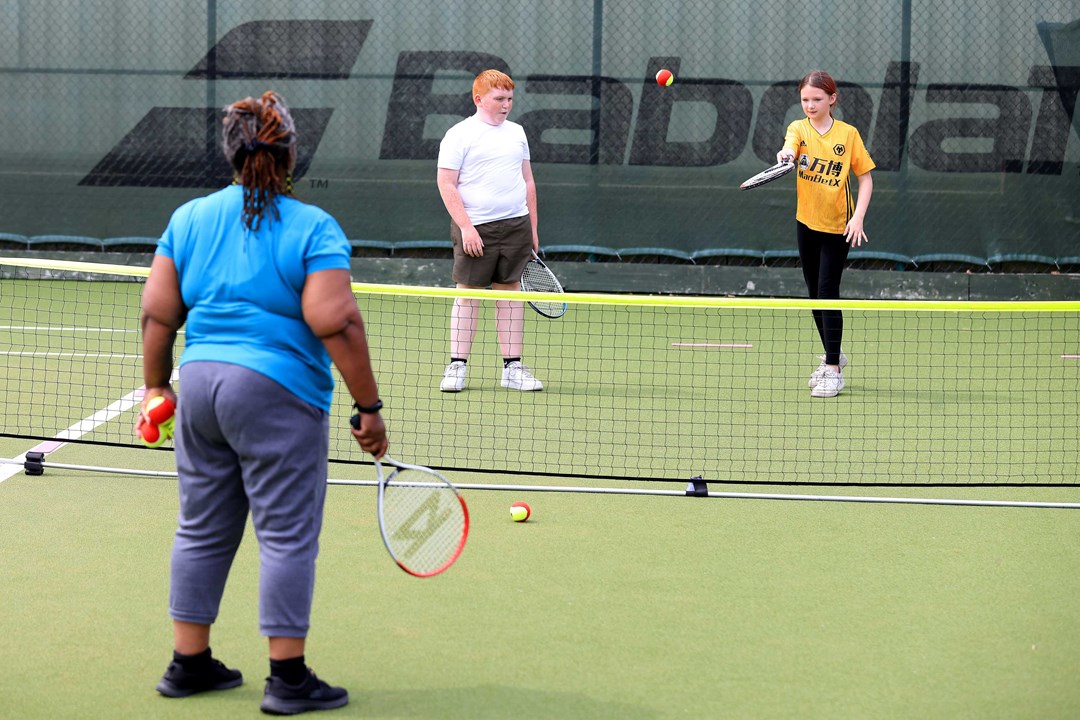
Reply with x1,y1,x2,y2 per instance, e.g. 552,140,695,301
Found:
270,655,308,685
503,357,521,367
174,647,212,671
451,357,467,365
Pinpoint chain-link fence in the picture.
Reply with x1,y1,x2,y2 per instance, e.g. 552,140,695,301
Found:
1,1,1078,273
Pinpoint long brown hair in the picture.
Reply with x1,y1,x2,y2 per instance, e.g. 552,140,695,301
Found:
798,70,839,104
221,91,297,231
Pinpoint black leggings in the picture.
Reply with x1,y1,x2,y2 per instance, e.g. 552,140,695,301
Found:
797,222,850,366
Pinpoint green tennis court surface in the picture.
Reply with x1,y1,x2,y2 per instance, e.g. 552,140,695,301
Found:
2,259,1080,717
2,442,1079,719
2,263,1078,488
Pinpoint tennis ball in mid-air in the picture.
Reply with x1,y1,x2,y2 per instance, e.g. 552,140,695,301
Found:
655,68,674,87
510,502,531,522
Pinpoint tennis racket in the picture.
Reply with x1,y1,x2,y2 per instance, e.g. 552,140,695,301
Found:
520,251,567,319
739,161,795,190
350,416,469,577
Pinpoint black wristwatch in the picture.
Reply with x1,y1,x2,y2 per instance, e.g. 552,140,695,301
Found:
353,399,383,414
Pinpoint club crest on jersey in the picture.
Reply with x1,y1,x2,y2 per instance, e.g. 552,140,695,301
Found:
833,144,846,156
798,154,810,170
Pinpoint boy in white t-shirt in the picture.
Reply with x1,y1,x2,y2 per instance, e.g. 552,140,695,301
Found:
435,69,544,392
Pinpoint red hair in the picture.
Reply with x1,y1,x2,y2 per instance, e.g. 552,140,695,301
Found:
473,69,514,99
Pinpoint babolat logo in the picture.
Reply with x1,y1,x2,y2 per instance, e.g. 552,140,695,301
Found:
80,20,372,188
80,26,1080,188
833,144,846,156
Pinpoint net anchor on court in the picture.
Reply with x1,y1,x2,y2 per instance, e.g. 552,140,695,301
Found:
23,451,45,476
685,475,709,497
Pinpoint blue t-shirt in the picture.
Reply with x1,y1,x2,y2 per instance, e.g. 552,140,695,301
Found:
156,185,351,411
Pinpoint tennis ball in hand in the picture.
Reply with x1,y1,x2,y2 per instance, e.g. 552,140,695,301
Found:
140,417,175,448
139,420,165,447
145,396,175,424
655,68,674,87
139,396,176,447
510,502,531,522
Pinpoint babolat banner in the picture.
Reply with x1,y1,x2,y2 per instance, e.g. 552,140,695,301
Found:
1,1,1078,267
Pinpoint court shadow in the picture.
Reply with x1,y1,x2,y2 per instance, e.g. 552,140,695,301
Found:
356,683,658,719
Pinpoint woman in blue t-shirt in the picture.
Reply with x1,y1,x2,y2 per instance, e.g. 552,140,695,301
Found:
139,91,387,715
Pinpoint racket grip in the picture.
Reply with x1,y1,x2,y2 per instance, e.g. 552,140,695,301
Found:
349,400,382,430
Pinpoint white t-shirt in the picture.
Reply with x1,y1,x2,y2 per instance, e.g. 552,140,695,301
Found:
437,115,530,225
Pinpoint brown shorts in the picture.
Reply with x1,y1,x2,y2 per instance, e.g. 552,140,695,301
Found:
451,214,533,286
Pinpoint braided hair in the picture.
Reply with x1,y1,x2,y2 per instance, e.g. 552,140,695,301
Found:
222,91,297,231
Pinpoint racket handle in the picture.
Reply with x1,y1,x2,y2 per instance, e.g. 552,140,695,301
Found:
349,400,382,430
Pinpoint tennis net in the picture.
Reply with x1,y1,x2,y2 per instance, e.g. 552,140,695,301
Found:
2,257,1078,487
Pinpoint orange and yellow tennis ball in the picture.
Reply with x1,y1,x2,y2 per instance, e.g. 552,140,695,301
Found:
139,396,176,448
145,396,175,425
140,421,169,448
510,501,531,522
655,68,674,87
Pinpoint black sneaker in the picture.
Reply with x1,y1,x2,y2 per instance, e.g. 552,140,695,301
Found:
156,657,243,697
260,670,349,715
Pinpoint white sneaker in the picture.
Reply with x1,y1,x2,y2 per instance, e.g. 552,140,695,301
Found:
810,368,845,398
501,361,543,391
440,361,466,392
809,352,849,387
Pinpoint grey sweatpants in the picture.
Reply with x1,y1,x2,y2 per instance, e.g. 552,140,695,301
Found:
169,361,329,638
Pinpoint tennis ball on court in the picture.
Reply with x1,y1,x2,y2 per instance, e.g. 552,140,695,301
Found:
510,502,531,522
655,68,674,87
145,396,175,425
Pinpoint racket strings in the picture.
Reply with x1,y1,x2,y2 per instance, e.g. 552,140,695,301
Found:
741,162,794,189
521,261,566,316
521,262,562,294
380,471,466,574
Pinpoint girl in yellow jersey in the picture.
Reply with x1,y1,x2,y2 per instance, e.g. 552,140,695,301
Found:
777,70,875,398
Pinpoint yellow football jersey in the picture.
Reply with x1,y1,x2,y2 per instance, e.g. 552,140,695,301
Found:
783,118,875,234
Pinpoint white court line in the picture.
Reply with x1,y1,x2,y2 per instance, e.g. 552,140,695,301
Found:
0,387,146,484
0,326,139,332
0,326,143,358
0,366,179,484
1,316,180,483
0,326,183,335
671,343,753,348
0,352,143,358
2,460,1075,509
